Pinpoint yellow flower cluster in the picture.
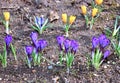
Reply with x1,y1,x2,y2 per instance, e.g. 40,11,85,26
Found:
3,12,10,21
62,13,76,24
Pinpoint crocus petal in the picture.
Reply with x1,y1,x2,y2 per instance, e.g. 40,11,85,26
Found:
3,12,10,21
38,17,44,28
25,46,33,61
69,15,76,24
62,13,67,24
81,5,87,15
95,0,103,5
104,50,110,59
92,37,99,49
92,8,98,17
4,35,12,47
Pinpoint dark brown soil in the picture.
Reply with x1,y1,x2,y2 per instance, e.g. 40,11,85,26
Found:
0,0,120,83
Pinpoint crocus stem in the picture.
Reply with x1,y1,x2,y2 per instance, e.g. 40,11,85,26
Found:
66,31,69,37
84,15,89,27
90,17,94,29
6,21,9,34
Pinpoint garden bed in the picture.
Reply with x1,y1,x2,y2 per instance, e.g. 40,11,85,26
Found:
0,0,120,83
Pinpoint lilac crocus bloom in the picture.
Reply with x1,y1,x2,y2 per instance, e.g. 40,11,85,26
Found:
25,46,33,61
92,37,99,49
4,35,12,47
64,39,71,53
30,32,38,47
103,50,110,59
100,38,110,48
71,40,79,54
35,17,44,28
56,36,65,50
37,39,47,51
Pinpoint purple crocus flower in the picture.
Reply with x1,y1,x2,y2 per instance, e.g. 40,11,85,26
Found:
4,35,12,47
56,36,65,50
92,37,99,49
71,40,79,54
37,39,47,51
103,50,110,59
100,38,110,48
25,46,33,61
64,39,71,53
35,17,44,28
30,32,38,47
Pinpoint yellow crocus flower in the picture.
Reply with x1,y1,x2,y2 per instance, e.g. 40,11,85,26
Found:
81,5,87,15
69,15,76,24
95,0,103,5
62,13,67,24
3,12,10,21
92,8,98,17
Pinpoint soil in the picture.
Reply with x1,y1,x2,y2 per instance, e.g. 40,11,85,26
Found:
0,0,120,83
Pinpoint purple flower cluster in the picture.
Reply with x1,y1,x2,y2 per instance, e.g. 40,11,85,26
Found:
92,34,110,59
56,36,79,54
25,32,47,61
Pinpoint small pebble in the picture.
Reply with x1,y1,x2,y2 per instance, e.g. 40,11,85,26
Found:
48,65,53,70
0,78,2,81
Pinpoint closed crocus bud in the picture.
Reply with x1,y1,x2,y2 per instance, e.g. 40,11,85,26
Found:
92,37,99,49
69,15,76,24
81,5,87,15
104,50,110,59
56,36,65,50
30,32,38,47
95,0,103,5
3,12,10,21
25,46,33,61
71,40,79,54
37,39,47,51
4,35,12,47
64,39,71,53
92,8,98,17
62,13,67,24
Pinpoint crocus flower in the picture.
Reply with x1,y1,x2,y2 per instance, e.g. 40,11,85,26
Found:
103,50,110,59
95,0,103,5
81,5,87,15
92,8,98,17
56,36,65,50
100,38,110,48
64,39,71,53
69,15,76,24
99,34,106,45
92,37,99,49
4,35,12,47
30,32,38,47
62,13,67,24
3,12,10,21
25,46,33,61
35,17,44,28
37,39,47,51
71,40,79,54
